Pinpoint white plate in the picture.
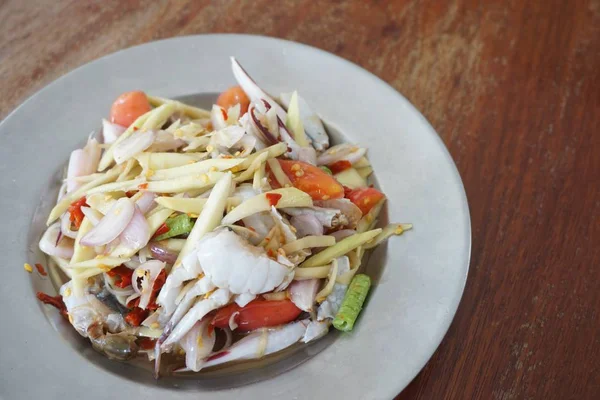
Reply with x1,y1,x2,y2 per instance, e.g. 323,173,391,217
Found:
0,34,470,399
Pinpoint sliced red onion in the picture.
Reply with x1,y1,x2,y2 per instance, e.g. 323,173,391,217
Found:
222,327,233,350
66,149,87,192
290,214,324,238
148,242,178,264
103,237,121,255
104,273,135,297
344,147,368,164
139,247,150,263
80,206,101,225
119,206,151,251
80,198,135,246
126,292,141,306
39,223,75,259
316,143,355,166
277,117,301,159
66,138,102,192
133,260,166,310
135,191,157,215
240,113,267,150
250,105,278,145
289,279,319,312
102,118,126,144
228,312,240,331
123,257,142,270
330,229,356,241
60,212,78,239
147,131,184,152
298,146,317,165
113,129,156,165
230,57,287,120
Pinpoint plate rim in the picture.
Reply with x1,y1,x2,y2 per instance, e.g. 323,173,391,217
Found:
0,33,471,399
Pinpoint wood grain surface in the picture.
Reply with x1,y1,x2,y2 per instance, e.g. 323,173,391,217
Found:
1,0,599,399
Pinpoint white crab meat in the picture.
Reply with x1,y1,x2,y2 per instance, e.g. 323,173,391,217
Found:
162,288,230,347
270,206,297,244
156,254,203,320
66,137,101,192
202,320,308,369
289,279,319,312
165,276,216,331
197,229,295,295
317,256,351,321
314,198,362,228
302,320,330,343
283,206,347,228
179,318,216,372
234,184,275,243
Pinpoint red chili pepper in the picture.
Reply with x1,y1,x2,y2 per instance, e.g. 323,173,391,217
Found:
125,190,137,198
220,108,228,120
106,265,133,288
68,197,88,228
328,160,352,174
36,292,68,318
125,307,149,327
146,269,166,310
152,222,170,239
137,337,156,350
35,263,47,276
127,297,140,308
265,192,282,207
138,183,149,190
125,269,166,310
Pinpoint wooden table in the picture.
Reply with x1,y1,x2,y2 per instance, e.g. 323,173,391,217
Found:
1,1,598,398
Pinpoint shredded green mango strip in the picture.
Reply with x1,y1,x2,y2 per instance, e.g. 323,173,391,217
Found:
333,274,371,332
154,214,194,241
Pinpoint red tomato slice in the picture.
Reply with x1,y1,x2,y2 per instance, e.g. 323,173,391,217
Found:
212,299,302,331
328,160,352,174
278,159,344,201
345,187,386,215
216,86,250,115
110,91,151,127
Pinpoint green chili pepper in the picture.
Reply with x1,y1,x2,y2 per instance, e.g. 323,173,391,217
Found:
154,214,194,241
332,274,371,332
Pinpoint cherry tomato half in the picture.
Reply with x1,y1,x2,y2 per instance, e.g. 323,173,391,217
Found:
110,91,151,127
345,187,386,215
278,159,344,201
216,86,250,115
